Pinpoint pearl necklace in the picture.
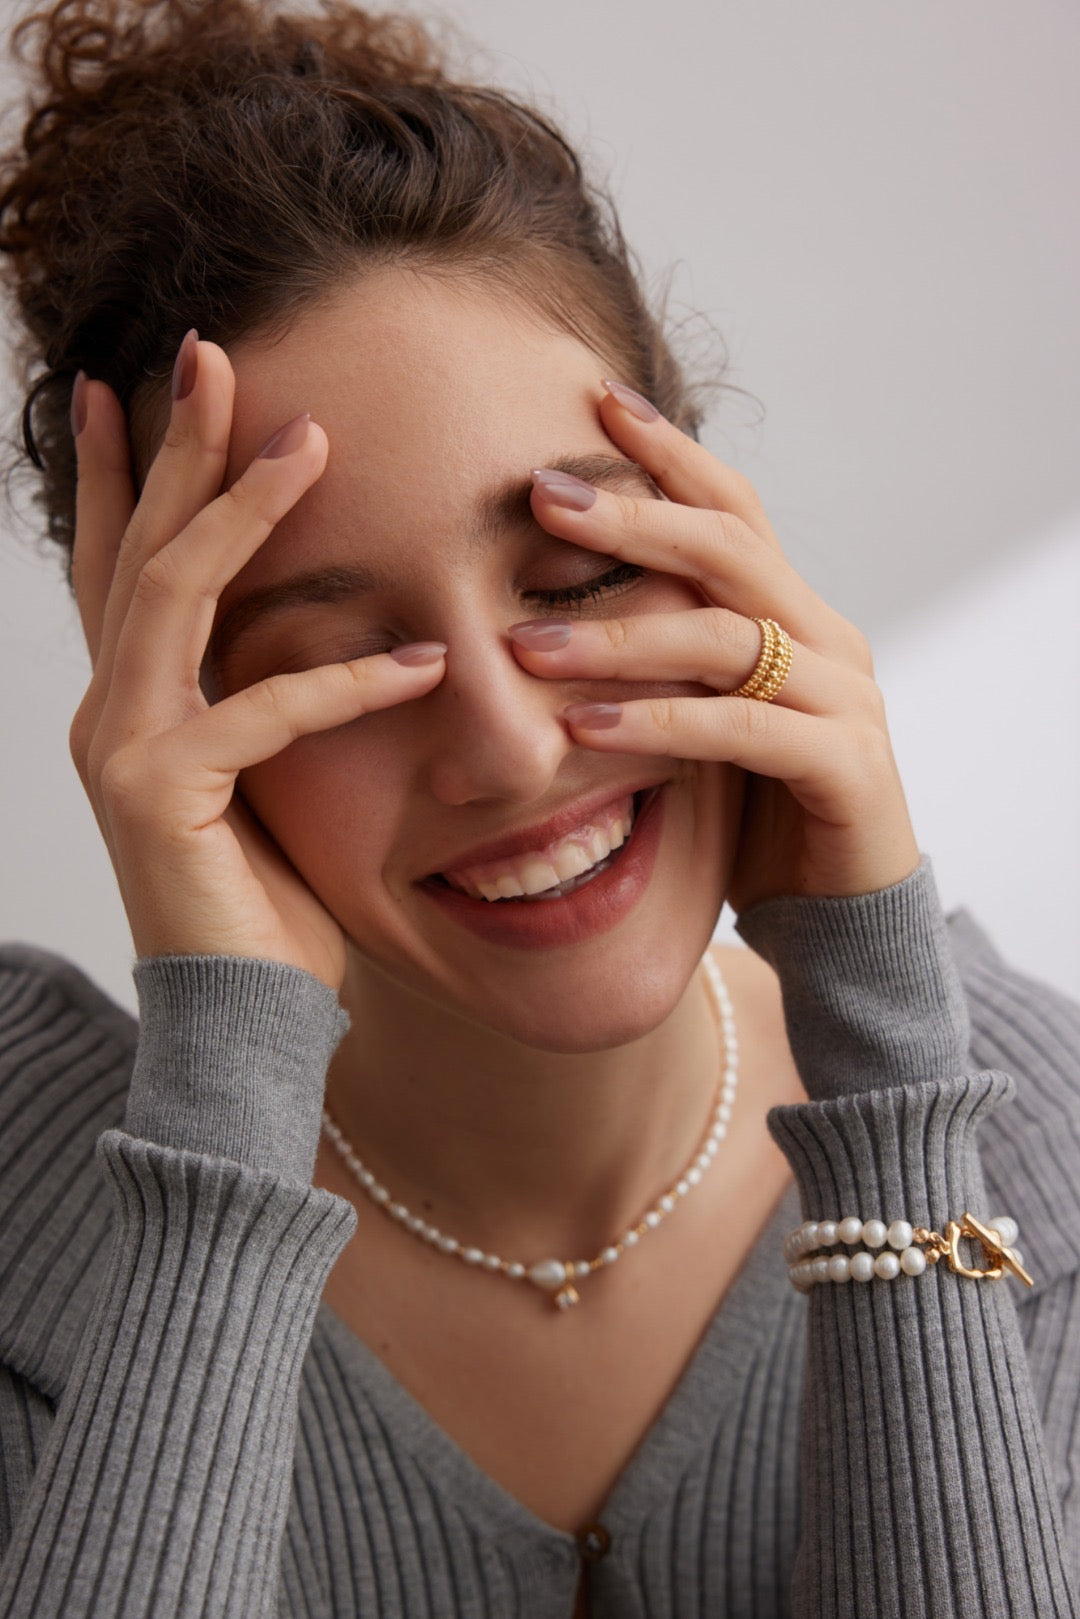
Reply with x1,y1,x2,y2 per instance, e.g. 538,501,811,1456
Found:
321,950,737,1311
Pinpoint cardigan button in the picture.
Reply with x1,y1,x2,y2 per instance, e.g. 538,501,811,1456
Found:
576,1523,612,1561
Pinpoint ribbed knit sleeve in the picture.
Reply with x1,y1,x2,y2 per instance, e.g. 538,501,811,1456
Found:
736,858,1079,1619
0,955,357,1619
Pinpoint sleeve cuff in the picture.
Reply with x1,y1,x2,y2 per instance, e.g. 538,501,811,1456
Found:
124,954,351,1183
734,853,971,1100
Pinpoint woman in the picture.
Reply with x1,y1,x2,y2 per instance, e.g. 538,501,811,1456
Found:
0,1,1076,1615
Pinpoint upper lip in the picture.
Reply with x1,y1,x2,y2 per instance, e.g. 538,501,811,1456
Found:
424,777,669,880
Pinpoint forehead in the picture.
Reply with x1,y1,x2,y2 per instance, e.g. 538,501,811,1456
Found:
220,269,622,591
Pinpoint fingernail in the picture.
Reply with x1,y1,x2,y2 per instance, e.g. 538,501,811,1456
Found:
563,702,622,729
508,620,573,650
390,641,447,665
171,327,199,402
70,371,88,439
601,379,660,422
258,412,312,459
531,468,597,510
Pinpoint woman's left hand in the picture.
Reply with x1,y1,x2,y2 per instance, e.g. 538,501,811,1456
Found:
511,380,920,916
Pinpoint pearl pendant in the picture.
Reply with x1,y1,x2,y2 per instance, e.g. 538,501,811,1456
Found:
528,1259,568,1291
554,1284,581,1310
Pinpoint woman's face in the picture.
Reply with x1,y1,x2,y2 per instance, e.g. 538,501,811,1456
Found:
210,269,744,1051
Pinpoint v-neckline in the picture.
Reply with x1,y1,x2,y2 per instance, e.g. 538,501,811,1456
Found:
313,1175,804,1553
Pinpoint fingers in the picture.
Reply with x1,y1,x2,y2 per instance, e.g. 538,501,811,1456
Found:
107,415,330,728
529,467,867,669
508,611,877,719
597,378,781,549
130,648,447,795
72,333,237,674
559,691,894,828
69,375,137,661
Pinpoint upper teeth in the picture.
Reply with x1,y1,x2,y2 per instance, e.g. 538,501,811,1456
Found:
442,795,635,901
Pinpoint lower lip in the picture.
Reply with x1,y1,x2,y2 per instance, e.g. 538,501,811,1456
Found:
417,786,666,951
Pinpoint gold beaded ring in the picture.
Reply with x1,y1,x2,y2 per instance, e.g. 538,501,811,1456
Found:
728,617,793,703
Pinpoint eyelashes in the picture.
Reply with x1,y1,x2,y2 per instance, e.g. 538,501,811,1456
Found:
226,562,650,684
526,561,646,611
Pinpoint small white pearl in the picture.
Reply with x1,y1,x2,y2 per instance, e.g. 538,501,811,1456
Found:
717,1102,733,1124
623,1230,640,1247
389,1203,408,1221
874,1251,901,1280
887,1220,914,1251
370,1185,390,1205
359,1169,376,1189
704,1138,719,1158
987,1215,1019,1249
506,1262,526,1279
838,1216,863,1245
696,1153,713,1172
811,1257,831,1283
861,1220,887,1249
482,1254,502,1271
675,1180,690,1197
437,1236,459,1254
816,1221,838,1247
800,1221,820,1250
644,1211,662,1229
827,1254,851,1283
576,1261,592,1277
721,1084,737,1105
686,1167,703,1187
900,1246,927,1276
659,1195,676,1213
601,1247,620,1265
528,1259,567,1290
849,1252,876,1282
789,1266,811,1292
462,1247,484,1265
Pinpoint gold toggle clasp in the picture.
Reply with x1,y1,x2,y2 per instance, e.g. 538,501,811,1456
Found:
942,1213,1034,1287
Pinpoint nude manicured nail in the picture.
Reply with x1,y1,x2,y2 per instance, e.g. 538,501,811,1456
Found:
70,371,88,439
258,412,311,459
601,379,660,421
563,702,623,729
171,327,199,402
390,641,447,665
508,620,573,650
530,468,597,510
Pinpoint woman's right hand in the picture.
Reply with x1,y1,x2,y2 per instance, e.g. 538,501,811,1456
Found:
67,332,446,991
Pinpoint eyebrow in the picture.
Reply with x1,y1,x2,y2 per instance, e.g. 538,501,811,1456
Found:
209,452,661,666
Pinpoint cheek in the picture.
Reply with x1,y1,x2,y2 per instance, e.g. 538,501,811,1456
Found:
237,724,405,884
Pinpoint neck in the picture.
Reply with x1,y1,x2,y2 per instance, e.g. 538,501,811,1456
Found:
324,951,724,1262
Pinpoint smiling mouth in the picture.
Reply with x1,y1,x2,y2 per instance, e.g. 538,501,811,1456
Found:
425,789,653,903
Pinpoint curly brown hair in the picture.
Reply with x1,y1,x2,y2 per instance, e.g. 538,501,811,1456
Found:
0,0,719,586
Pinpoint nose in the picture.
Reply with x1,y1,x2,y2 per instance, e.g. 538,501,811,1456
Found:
422,630,575,807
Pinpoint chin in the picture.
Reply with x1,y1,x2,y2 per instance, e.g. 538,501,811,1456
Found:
483,958,706,1054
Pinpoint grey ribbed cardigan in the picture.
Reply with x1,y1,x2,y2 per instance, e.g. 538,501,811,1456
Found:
0,855,1077,1617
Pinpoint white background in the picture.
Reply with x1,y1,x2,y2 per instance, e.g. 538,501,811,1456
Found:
1,0,1077,1012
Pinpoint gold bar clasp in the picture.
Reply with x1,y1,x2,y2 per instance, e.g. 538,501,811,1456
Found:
942,1213,1034,1287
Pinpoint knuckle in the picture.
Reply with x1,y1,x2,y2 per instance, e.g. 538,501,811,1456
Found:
97,745,149,814
68,699,96,769
132,545,184,605
159,417,192,456
844,622,875,675
650,697,678,737
602,615,632,654
734,694,773,744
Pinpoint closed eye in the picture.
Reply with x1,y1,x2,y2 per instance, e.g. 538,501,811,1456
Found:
525,562,646,611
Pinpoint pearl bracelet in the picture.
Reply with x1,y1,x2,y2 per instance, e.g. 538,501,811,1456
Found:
783,1211,1034,1292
